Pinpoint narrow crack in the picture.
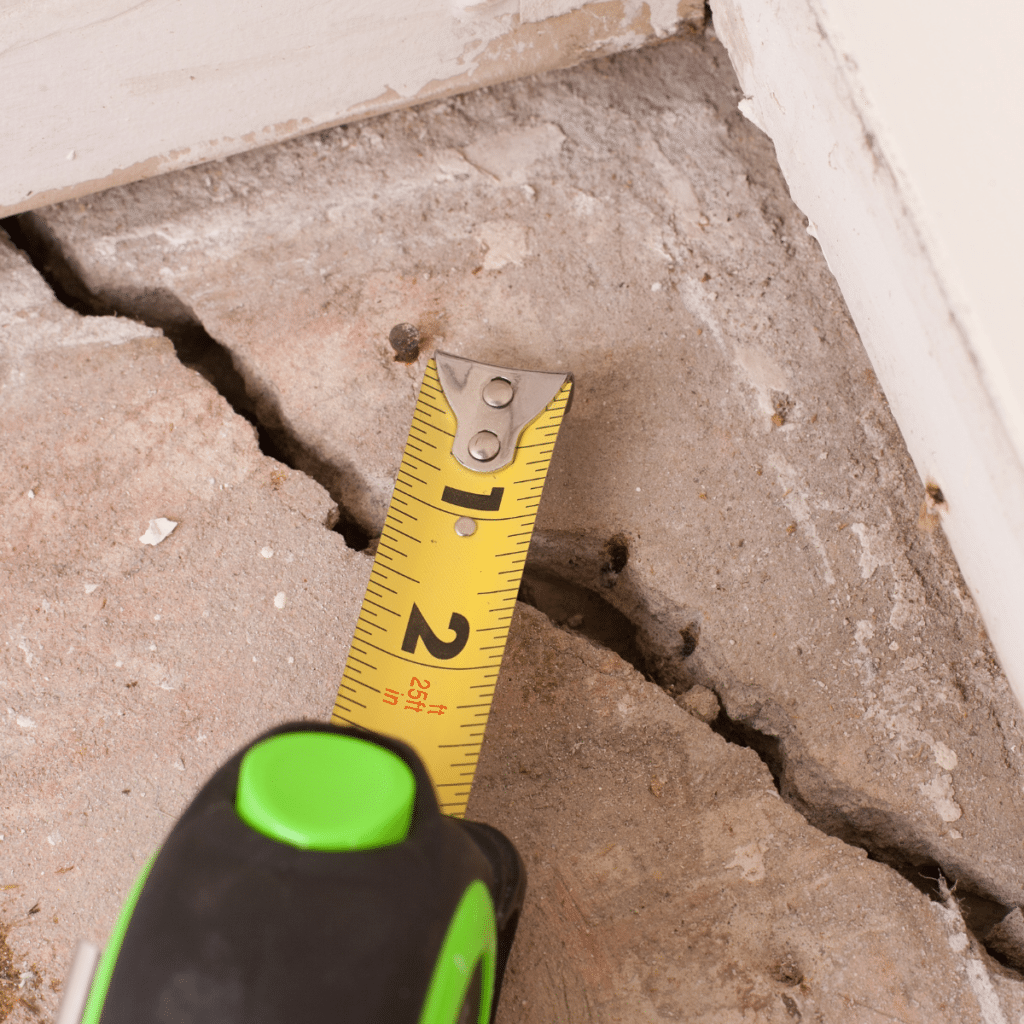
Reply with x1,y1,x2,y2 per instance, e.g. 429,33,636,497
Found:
2,213,370,551
518,531,1024,974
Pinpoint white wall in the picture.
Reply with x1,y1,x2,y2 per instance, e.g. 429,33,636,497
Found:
819,0,1024,467
712,0,1024,704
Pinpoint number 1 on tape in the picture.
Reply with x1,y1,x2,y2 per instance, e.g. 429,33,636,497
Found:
332,353,572,816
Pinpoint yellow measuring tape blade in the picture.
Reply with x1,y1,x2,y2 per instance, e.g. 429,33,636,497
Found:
332,355,572,816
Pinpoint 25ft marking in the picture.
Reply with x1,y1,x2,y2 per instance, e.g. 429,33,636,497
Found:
383,676,448,715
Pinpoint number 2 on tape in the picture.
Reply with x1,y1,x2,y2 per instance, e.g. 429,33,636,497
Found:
332,353,572,816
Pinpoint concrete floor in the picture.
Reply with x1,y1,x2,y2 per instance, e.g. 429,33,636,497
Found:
3,26,1024,1023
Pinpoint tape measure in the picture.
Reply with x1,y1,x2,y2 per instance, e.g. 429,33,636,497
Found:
55,352,571,1024
331,353,573,816
66,723,528,1024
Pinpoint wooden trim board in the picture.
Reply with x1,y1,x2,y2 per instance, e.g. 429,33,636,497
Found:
0,0,702,217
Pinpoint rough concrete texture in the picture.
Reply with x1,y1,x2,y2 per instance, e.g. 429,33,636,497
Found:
474,604,1024,1023
1,245,1021,1021
0,231,367,1020
2,22,1024,1024
24,30,1024,912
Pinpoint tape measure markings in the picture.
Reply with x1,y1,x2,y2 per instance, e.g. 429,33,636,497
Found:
404,449,442,468
383,525,422,544
363,600,400,618
333,357,571,814
348,643,496,672
340,668,374,686
341,680,376,697
389,488,541,521
352,631,503,669
371,566,420,587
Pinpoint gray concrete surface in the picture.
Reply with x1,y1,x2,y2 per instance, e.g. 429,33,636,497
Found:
4,24,1024,1024
478,605,1024,1023
0,231,369,1020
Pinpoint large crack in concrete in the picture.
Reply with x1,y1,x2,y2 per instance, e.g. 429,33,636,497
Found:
7,30,1024,1019
9,206,1023,978
2,213,371,552
519,529,1024,973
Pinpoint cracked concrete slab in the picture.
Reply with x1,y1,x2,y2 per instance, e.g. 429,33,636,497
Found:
474,604,1022,1023
22,29,1024,928
2,226,1022,1019
0,230,367,1020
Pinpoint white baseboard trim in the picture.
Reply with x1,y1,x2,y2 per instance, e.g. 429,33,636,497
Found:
0,0,702,217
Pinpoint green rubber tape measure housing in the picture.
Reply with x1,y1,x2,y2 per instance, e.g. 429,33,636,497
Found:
77,724,523,1024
